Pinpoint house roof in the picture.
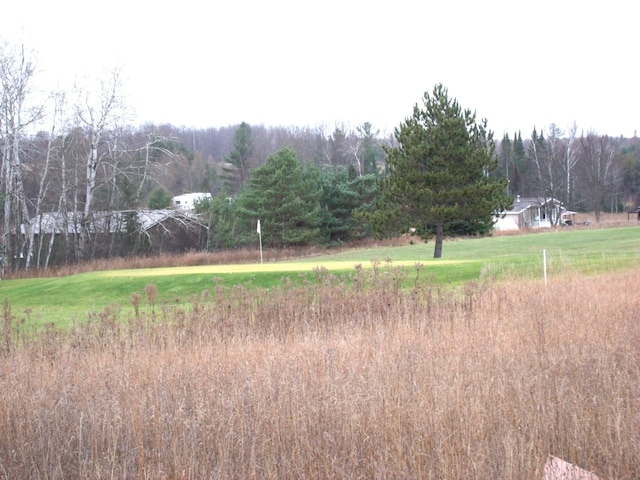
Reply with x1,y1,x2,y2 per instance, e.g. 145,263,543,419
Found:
506,196,564,214
137,209,205,231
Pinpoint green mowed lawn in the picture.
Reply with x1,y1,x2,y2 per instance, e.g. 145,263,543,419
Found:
2,226,640,329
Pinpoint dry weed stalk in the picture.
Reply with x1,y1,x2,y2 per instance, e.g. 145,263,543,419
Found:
0,268,638,479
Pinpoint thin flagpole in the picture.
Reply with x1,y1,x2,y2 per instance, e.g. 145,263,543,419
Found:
257,219,263,264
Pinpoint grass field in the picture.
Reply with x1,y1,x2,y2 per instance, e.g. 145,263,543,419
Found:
0,225,639,478
2,225,640,329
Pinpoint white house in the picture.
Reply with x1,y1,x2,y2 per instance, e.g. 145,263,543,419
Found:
494,196,572,231
172,192,212,211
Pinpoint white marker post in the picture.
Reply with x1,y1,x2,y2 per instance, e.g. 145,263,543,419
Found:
257,219,263,264
543,248,547,286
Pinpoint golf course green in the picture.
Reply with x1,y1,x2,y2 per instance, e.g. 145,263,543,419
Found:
2,225,639,329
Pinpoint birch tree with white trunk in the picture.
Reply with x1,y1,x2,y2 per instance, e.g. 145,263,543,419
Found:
31,91,68,269
345,134,363,177
0,41,44,270
73,68,127,261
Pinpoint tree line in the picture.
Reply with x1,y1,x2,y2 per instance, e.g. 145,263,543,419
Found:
2,40,640,270
498,124,639,223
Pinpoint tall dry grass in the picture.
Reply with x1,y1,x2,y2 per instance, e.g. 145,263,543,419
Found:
1,267,638,479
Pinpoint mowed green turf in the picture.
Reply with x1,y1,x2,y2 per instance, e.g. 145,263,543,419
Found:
2,225,640,329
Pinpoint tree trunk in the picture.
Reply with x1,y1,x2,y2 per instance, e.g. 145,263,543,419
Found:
433,223,444,259
78,142,97,262
75,68,123,262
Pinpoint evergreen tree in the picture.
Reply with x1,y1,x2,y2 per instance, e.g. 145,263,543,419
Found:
371,84,511,258
223,122,254,194
358,122,383,175
237,146,322,247
147,187,172,209
319,167,358,244
328,126,349,167
499,133,512,181
202,192,237,250
511,131,527,195
202,163,223,196
620,142,640,204
349,173,379,239
319,166,379,244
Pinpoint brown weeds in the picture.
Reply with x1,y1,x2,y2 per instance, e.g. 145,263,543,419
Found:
0,268,638,479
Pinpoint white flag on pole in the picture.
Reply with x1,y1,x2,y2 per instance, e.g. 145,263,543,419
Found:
257,219,263,264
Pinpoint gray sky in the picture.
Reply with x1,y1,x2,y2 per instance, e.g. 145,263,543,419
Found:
2,0,637,137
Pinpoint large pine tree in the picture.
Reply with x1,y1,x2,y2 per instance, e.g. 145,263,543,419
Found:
374,84,510,258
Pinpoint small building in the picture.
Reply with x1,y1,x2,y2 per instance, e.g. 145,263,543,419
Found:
628,206,640,221
560,209,578,225
172,192,212,211
494,196,569,231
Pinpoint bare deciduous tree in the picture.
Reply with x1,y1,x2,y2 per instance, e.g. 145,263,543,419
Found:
527,124,577,223
577,132,620,223
344,133,363,177
73,68,127,261
565,122,579,206
0,41,44,270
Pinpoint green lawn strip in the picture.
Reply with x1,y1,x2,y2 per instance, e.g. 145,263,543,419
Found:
1,260,477,330
308,226,640,263
2,225,640,330
1,270,322,330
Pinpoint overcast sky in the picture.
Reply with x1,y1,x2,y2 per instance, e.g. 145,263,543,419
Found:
2,0,637,138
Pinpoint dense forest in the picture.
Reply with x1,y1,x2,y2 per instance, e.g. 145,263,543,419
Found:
2,41,640,270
